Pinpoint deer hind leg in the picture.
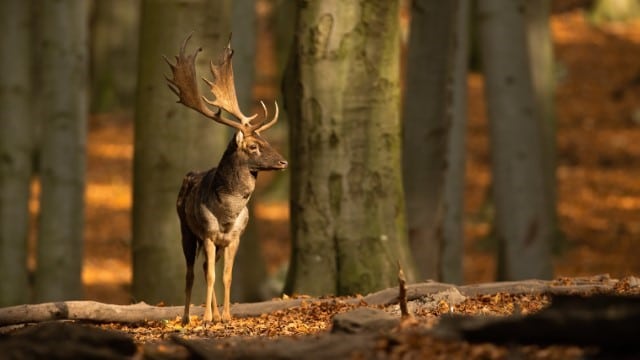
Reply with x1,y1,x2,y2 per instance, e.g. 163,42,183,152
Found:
180,222,197,326
202,238,221,323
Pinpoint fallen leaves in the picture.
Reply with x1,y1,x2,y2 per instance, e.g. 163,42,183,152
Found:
102,298,366,343
98,293,551,344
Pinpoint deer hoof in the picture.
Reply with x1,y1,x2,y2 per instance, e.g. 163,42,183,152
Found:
203,311,213,323
222,313,232,323
212,312,222,323
181,316,190,326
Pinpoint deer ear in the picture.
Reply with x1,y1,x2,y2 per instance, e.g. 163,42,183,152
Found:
235,130,244,147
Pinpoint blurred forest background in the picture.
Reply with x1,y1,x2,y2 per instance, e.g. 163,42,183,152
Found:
1,0,639,306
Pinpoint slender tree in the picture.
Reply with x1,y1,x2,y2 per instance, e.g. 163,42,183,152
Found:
34,0,89,301
402,0,459,282
284,0,416,296
478,0,553,280
89,0,140,112
133,0,231,305
229,0,266,302
525,0,559,251
0,1,33,306
441,0,470,284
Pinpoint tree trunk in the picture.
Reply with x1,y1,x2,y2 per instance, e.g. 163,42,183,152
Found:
525,1,559,252
402,0,458,282
133,0,230,305
478,0,553,280
441,0,470,284
0,1,33,306
229,0,266,302
284,0,416,296
89,0,140,112
34,0,89,302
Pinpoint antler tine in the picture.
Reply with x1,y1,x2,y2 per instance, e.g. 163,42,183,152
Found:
260,100,268,118
255,101,279,134
180,32,194,57
203,38,258,127
164,34,246,132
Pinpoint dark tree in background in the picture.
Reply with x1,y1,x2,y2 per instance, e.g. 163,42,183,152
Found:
478,0,553,280
284,0,417,296
0,0,89,305
133,0,231,305
33,0,89,302
0,0,33,306
402,0,466,283
229,0,267,302
89,0,140,112
441,0,470,284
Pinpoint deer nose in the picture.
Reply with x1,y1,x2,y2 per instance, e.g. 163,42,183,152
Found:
279,160,288,169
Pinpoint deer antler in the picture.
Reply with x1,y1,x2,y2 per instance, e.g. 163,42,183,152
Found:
202,36,257,127
164,33,278,134
255,101,279,135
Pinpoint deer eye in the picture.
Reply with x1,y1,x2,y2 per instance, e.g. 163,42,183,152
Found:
248,144,259,151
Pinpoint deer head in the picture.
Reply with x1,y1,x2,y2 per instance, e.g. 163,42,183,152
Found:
163,33,287,172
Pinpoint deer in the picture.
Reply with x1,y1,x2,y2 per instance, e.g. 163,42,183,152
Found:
163,34,288,325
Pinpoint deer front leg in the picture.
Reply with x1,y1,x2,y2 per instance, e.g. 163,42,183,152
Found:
202,238,221,323
222,236,240,322
221,207,248,322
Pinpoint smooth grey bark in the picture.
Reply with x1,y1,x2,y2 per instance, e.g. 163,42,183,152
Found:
402,0,458,282
285,0,416,296
89,0,140,112
441,0,470,284
525,0,559,251
34,0,89,301
0,1,33,306
230,0,265,302
133,0,230,305
478,0,553,280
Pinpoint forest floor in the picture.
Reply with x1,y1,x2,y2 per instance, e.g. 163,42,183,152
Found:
12,4,640,359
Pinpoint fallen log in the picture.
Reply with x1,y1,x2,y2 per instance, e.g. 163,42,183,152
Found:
0,301,184,326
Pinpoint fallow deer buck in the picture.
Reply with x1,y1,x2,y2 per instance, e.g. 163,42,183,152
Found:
164,34,288,325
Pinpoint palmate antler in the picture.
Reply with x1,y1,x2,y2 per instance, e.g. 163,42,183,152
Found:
163,33,278,135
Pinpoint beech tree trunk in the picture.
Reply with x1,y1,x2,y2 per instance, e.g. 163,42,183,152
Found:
441,0,470,284
229,0,266,302
34,0,89,302
0,1,33,306
284,0,416,296
478,0,553,280
133,0,231,305
89,0,140,112
525,1,559,251
402,0,459,282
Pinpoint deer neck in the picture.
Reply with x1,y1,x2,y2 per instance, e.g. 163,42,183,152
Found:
211,141,256,202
